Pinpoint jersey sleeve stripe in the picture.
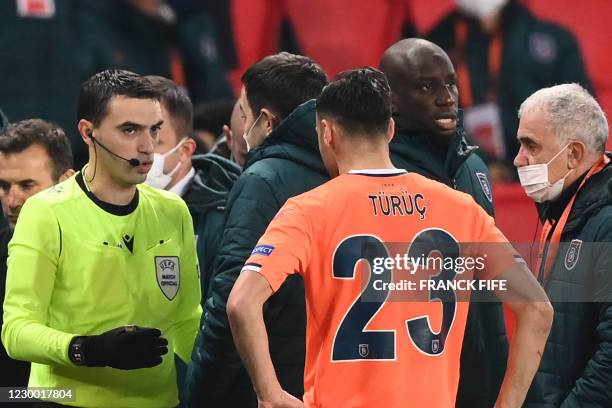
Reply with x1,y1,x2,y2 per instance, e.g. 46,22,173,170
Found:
242,263,262,273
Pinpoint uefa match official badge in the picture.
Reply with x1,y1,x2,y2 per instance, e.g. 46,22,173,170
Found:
155,256,180,300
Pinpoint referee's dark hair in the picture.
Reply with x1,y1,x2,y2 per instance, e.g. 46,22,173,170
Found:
78,69,160,126
242,52,328,120
146,75,194,142
316,67,392,137
0,119,73,182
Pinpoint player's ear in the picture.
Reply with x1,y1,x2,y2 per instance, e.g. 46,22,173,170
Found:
386,118,395,143
321,119,333,147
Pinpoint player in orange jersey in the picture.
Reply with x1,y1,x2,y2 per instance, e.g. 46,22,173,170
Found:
227,67,552,408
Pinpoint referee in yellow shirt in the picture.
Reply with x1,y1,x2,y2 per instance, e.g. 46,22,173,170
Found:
1,70,202,408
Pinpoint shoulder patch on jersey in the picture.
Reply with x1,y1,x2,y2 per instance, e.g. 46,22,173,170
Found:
252,245,275,256
155,256,180,300
475,172,493,203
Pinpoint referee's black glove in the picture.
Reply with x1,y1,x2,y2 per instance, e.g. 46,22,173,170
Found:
70,326,168,370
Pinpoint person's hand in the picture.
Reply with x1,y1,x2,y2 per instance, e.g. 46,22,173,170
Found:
76,325,168,370
258,390,304,408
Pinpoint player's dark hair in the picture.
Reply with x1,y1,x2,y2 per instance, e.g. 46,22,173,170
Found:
316,67,392,137
241,52,328,120
78,69,160,126
0,119,73,181
146,75,194,141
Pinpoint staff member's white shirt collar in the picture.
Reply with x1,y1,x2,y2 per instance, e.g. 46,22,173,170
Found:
169,166,195,197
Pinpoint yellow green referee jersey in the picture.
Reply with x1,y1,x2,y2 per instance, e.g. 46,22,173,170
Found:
1,171,202,408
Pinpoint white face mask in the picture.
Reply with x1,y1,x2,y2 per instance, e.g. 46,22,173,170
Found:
144,139,184,189
517,144,573,203
455,0,508,20
243,113,263,153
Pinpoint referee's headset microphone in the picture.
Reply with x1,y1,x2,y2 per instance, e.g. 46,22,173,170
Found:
88,131,140,167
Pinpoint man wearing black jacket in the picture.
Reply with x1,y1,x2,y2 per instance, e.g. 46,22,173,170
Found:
185,52,328,407
380,38,508,408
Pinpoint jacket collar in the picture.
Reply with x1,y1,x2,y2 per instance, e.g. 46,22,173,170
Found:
391,114,478,182
564,152,612,233
182,153,241,213
536,171,586,223
537,153,612,234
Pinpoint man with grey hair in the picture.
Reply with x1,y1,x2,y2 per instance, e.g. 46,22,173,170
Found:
515,83,612,407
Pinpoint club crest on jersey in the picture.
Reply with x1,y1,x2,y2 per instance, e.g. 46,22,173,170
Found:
564,239,582,270
476,172,493,203
358,344,369,358
431,339,440,354
155,256,180,300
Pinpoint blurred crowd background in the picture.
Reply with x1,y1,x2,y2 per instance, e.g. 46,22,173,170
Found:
1,0,610,190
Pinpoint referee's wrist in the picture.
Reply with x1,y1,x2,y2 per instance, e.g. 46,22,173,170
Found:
68,336,88,366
